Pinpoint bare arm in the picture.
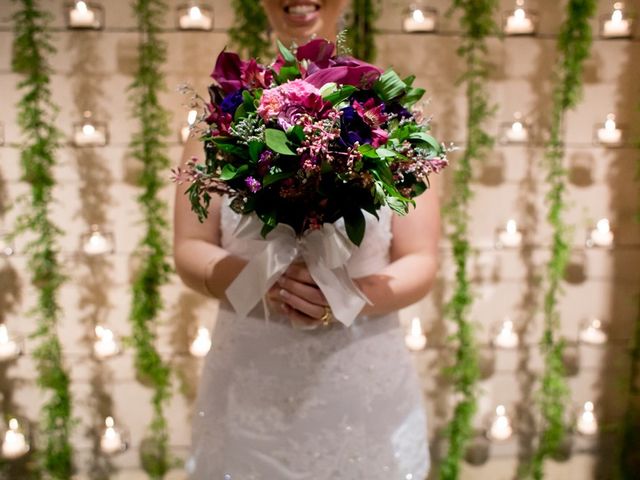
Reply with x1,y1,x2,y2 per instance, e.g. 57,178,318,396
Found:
355,175,441,316
173,137,247,298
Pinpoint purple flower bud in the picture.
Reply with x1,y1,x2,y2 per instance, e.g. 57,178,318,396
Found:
245,176,261,193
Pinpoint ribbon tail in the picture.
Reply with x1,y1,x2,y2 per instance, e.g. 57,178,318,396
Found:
225,238,298,320
306,260,370,327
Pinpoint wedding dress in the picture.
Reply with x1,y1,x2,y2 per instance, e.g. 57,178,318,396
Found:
186,203,430,480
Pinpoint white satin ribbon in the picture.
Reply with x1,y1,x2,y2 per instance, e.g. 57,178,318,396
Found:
225,214,370,327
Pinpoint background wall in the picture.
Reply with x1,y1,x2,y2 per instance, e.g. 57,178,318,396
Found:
0,0,638,478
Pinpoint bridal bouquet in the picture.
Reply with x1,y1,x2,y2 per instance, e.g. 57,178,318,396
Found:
174,38,448,325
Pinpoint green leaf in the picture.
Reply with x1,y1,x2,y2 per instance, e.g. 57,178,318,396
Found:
263,171,293,186
265,128,296,155
324,85,357,105
375,147,396,158
276,65,301,84
343,208,366,246
409,132,440,151
288,124,305,143
358,144,379,158
242,90,256,112
248,141,263,162
402,86,426,108
277,39,297,64
219,164,248,180
234,103,246,121
373,69,407,102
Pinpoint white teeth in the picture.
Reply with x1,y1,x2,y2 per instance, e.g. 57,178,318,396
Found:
288,4,317,15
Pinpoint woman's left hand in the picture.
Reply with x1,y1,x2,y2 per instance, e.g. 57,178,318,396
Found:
267,263,331,329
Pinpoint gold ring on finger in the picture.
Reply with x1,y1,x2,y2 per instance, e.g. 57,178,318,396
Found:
320,306,333,327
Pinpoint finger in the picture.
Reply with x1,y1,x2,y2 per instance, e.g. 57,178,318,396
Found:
279,288,325,319
285,263,315,285
277,276,328,306
282,304,320,330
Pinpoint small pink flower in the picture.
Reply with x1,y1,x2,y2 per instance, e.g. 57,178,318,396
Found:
257,80,323,124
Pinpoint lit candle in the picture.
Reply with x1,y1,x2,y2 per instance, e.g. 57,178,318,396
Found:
494,319,519,349
579,318,607,345
403,8,436,32
489,405,513,441
497,219,523,248
505,113,529,142
0,325,20,362
93,326,119,359
588,218,614,248
179,5,212,30
82,226,112,255
603,3,631,38
190,326,212,357
100,416,124,454
181,109,199,143
74,113,106,146
597,113,622,144
505,1,535,35
69,1,98,28
576,401,598,435
2,419,29,459
404,317,427,351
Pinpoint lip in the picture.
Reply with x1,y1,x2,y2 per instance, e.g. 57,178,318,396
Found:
282,0,321,27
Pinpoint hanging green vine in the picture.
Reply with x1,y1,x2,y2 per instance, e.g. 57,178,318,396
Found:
347,0,379,62
229,0,271,59
439,1,498,478
529,1,596,478
129,0,173,477
618,105,640,478
10,0,74,477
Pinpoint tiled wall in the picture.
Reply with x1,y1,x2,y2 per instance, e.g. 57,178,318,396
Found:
0,0,638,478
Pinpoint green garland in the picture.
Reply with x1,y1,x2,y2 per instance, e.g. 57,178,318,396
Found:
129,0,173,477
347,0,379,62
10,0,74,477
439,1,498,478
618,108,640,478
229,0,271,59
529,1,596,478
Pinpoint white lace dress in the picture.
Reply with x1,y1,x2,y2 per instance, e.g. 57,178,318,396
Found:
186,205,430,480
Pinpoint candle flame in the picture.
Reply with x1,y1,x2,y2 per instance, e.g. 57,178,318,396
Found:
604,113,617,131
591,318,601,329
410,317,423,337
584,401,594,412
189,6,202,20
187,109,198,125
0,324,8,343
502,319,514,332
82,123,96,136
412,8,425,23
511,120,524,133
612,6,623,22
514,8,526,20
496,405,506,416
8,418,18,431
596,218,610,234
105,416,114,428
506,219,518,234
76,1,88,13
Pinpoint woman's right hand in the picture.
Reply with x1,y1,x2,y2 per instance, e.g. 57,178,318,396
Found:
266,263,331,329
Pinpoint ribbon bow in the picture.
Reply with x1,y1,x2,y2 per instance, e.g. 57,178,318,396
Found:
225,215,370,327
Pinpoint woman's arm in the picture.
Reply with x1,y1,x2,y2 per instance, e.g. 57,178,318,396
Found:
173,137,247,298
355,176,441,316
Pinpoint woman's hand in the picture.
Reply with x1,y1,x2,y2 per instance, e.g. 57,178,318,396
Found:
266,263,331,329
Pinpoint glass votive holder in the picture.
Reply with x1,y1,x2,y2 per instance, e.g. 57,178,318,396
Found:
81,225,115,256
578,317,607,345
594,113,624,146
495,219,524,249
93,325,121,359
73,111,108,147
1,417,30,460
402,3,438,33
574,401,598,436
99,416,129,455
600,2,634,39
503,0,538,35
189,326,212,357
585,218,614,248
486,404,515,441
492,317,519,349
500,112,530,144
66,1,104,30
0,324,23,362
177,4,213,31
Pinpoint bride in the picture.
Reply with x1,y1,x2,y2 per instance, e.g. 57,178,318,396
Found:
173,1,441,478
